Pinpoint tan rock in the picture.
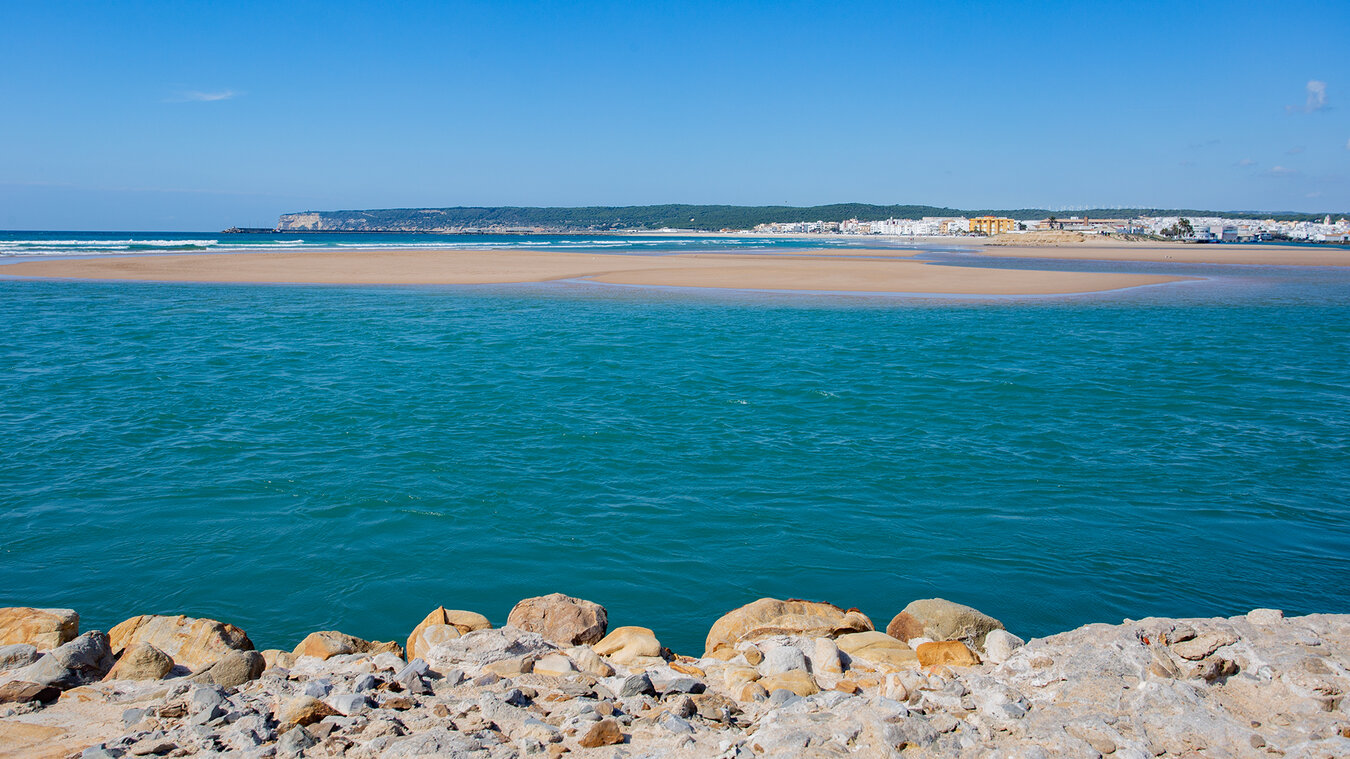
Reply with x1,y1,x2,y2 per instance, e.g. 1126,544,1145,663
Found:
758,669,820,697
835,680,861,694
916,640,980,667
108,614,252,671
836,631,919,669
901,599,1004,648
669,661,705,677
722,665,761,689
483,655,534,677
593,626,661,665
405,607,491,660
261,649,296,670
578,717,624,748
103,643,173,681
0,608,79,650
566,645,614,677
741,645,764,665
732,680,768,702
885,611,926,642
278,695,339,726
532,653,577,677
292,630,403,660
812,637,843,675
189,650,265,688
507,594,607,646
703,598,873,655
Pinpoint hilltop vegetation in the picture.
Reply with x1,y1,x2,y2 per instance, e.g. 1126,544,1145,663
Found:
275,204,1335,232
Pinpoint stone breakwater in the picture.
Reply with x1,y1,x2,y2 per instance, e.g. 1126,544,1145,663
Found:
1,597,1348,758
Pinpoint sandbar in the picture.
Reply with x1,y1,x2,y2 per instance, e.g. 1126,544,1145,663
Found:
0,248,1185,295
978,239,1350,267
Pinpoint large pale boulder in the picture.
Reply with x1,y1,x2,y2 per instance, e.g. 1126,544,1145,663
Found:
103,642,173,681
292,630,404,660
406,607,491,660
835,631,919,669
190,650,265,687
506,593,607,646
51,631,115,684
758,669,820,697
899,599,1004,647
593,626,662,665
704,598,874,655
108,614,253,671
0,607,79,650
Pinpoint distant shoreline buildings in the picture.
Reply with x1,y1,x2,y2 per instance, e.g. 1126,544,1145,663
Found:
752,214,1350,243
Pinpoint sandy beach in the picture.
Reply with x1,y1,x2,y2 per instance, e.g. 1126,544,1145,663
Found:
0,248,1187,295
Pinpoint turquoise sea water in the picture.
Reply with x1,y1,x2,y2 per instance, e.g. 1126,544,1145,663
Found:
2,234,1349,654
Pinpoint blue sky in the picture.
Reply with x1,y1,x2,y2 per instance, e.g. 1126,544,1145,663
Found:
2,0,1347,230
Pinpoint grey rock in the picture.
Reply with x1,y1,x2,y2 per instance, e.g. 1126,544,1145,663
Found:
353,673,380,692
658,711,694,734
620,672,656,697
766,689,799,708
302,678,332,698
395,658,430,681
276,725,316,758
759,645,807,676
661,676,706,695
52,631,115,683
982,629,1025,664
403,673,433,695
381,726,484,757
5,653,72,689
188,685,226,724
328,692,372,715
80,747,120,759
121,707,148,727
0,644,40,672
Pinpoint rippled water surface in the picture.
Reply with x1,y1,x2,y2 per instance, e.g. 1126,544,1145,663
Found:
3,264,1349,653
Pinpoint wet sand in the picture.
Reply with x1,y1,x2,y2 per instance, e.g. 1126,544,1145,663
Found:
0,248,1186,295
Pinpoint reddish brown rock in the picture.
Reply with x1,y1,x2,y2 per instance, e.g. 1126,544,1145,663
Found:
507,594,607,646
0,680,61,704
578,717,624,748
886,611,926,642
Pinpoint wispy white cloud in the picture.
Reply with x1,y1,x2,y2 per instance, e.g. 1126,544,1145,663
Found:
1286,146,1306,155
1287,80,1327,113
166,90,242,103
1345,137,1350,150
1268,165,1299,176
1236,158,1256,167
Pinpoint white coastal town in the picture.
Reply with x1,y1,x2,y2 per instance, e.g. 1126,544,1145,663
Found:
752,214,1350,243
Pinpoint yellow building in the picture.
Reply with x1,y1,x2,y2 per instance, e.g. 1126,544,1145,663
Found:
969,216,1017,235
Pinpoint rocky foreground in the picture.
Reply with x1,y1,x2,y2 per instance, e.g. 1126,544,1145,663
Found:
1,597,1348,758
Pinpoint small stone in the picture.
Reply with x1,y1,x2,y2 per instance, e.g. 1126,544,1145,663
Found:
835,680,860,694
353,673,379,692
381,695,414,710
811,637,843,675
758,645,806,676
594,626,662,665
658,711,694,734
732,681,768,702
578,717,624,748
276,725,316,758
619,672,656,697
1173,631,1238,661
1250,734,1266,748
741,646,764,666
533,653,578,677
758,669,819,697
483,655,534,677
328,692,372,715
278,695,338,726
981,630,1025,665
662,677,706,695
916,640,979,667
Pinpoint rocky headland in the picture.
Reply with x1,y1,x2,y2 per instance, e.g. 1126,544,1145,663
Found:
1,597,1347,758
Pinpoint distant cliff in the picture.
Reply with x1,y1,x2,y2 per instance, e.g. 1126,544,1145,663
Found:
275,205,1333,233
